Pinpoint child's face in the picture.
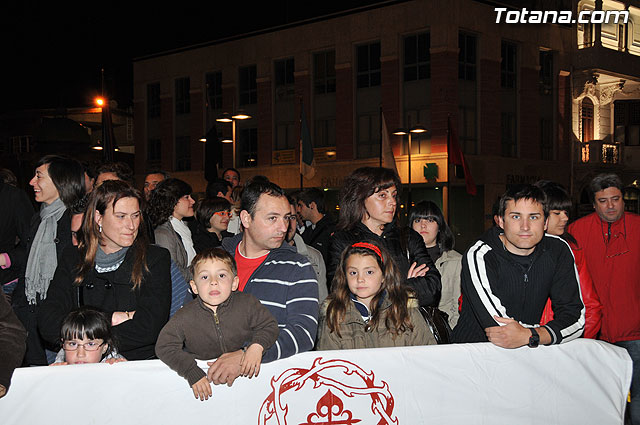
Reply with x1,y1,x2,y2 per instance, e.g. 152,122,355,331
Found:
63,337,108,364
345,253,383,310
190,259,239,312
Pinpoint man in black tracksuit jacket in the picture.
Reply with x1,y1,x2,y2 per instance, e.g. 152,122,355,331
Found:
453,185,585,347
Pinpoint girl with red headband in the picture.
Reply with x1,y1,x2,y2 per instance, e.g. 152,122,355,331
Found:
317,240,436,350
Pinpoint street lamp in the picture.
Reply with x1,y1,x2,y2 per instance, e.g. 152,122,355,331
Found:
216,109,252,168
393,125,428,207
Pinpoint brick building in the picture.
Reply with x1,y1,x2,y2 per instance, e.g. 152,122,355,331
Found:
132,0,640,250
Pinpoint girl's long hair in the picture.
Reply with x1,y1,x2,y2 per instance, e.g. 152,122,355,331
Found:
326,241,413,338
74,180,149,289
336,167,401,232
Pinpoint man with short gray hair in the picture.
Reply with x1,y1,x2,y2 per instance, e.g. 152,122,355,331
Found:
569,173,640,425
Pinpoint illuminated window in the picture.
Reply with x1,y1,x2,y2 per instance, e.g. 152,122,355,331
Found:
602,144,619,164
581,98,594,142
581,143,590,163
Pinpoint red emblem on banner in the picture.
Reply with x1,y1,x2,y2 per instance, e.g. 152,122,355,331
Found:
258,357,396,425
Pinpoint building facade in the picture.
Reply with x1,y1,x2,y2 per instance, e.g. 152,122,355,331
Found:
133,0,640,250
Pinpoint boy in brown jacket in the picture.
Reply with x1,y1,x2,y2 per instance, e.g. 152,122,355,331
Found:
155,248,278,401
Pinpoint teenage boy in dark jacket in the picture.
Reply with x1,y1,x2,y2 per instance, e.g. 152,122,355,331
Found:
453,185,585,347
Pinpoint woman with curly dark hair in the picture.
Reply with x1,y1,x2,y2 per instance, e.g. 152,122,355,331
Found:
327,167,441,308
317,240,435,349
147,178,196,281
38,180,172,361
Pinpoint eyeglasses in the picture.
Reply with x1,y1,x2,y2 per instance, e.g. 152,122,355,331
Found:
213,211,231,217
62,340,104,351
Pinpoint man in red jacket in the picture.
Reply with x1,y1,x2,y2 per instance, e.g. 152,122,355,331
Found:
569,173,640,425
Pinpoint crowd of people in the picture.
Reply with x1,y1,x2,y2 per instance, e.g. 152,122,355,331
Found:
0,156,637,422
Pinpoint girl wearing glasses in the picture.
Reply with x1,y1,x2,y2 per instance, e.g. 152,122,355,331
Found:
51,306,125,365
191,197,233,253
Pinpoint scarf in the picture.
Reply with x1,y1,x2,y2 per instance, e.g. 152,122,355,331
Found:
25,197,66,304
170,216,196,264
95,246,129,273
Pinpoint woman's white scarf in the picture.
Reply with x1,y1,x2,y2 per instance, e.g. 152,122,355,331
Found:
170,216,196,264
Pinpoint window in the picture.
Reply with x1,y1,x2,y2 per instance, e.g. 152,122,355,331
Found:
275,122,295,151
205,72,222,110
314,118,335,148
147,83,160,118
581,143,590,163
501,41,517,89
10,135,32,154
356,42,381,88
175,136,191,171
147,138,161,168
458,33,476,81
175,78,190,115
314,51,336,94
540,118,553,160
238,128,258,167
539,50,553,92
581,98,594,143
274,58,294,100
239,65,257,105
356,113,380,159
602,144,619,164
614,100,640,146
501,112,517,157
404,33,430,81
459,106,477,155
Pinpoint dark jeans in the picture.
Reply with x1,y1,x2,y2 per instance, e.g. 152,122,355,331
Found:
616,340,640,425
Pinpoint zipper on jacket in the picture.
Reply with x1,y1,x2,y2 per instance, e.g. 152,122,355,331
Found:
212,310,226,352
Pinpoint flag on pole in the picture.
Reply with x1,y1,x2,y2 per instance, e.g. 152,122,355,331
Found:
381,112,399,175
300,103,316,179
448,116,477,196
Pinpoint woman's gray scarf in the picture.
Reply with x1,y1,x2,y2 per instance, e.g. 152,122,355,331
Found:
25,198,66,305
95,246,128,273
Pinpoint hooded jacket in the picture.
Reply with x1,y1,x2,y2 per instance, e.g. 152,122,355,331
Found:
328,221,441,307
452,226,585,344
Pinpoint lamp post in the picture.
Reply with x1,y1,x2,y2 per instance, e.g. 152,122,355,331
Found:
393,125,427,208
216,110,251,169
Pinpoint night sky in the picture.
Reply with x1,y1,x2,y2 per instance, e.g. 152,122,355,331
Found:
0,1,391,113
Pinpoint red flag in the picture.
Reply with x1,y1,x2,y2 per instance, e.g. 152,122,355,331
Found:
447,116,477,196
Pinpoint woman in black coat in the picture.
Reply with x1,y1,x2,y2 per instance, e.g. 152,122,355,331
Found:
327,167,441,307
39,180,171,361
12,155,85,365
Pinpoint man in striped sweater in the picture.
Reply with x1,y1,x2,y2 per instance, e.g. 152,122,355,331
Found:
208,180,319,385
453,185,585,348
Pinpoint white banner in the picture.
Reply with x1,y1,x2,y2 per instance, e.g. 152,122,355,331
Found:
1,339,631,424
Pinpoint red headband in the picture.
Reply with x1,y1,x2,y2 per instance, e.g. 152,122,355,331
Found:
351,242,383,262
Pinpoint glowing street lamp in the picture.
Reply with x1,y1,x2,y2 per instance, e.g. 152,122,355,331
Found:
216,109,252,168
393,125,428,207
